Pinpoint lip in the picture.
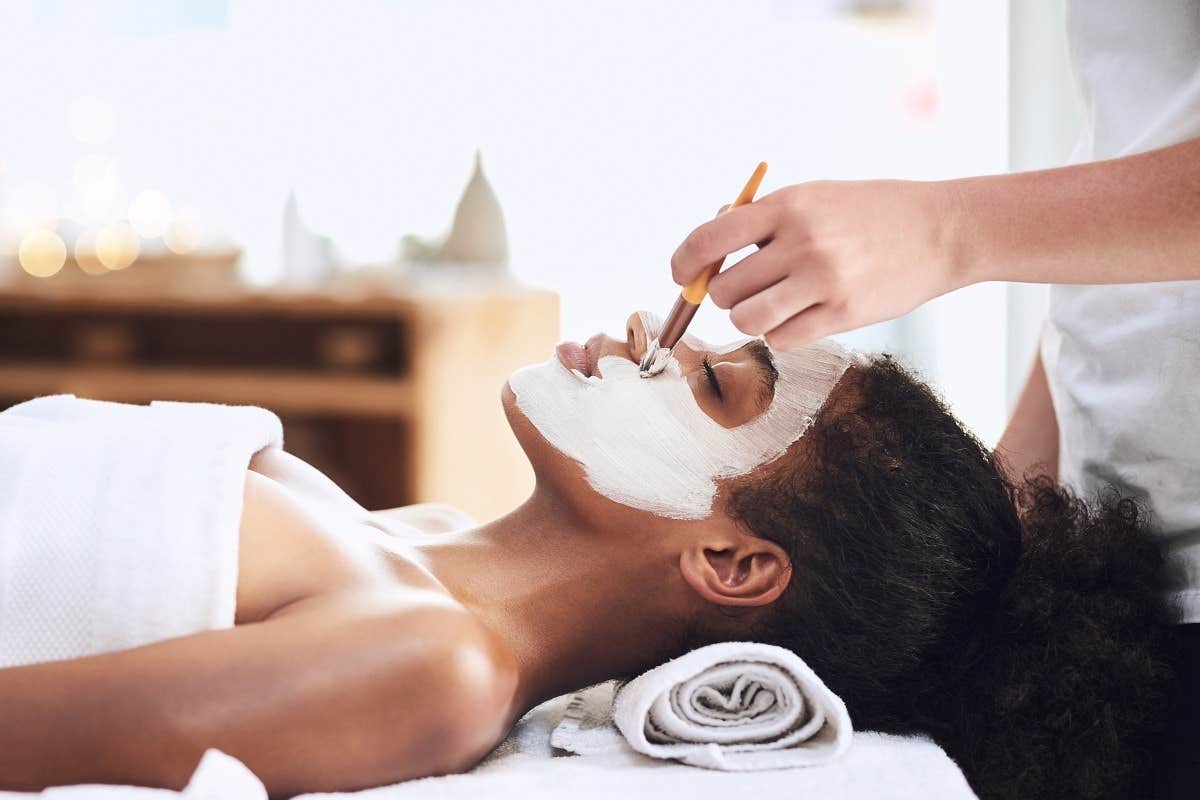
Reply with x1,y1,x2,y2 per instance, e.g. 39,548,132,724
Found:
555,341,593,377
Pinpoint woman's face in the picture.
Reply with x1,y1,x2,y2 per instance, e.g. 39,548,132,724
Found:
504,312,855,520
559,312,779,429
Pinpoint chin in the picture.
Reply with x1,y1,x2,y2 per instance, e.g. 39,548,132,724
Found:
500,378,518,411
500,377,536,453
501,371,578,492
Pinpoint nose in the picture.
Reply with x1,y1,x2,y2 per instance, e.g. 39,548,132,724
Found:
624,311,707,373
625,312,650,362
668,339,706,373
579,315,645,368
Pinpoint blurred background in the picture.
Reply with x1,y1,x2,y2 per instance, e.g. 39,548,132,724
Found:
0,0,1081,519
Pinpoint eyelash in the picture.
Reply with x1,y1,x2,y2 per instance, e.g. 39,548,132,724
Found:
702,356,723,401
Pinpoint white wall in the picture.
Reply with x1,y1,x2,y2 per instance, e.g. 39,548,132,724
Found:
1005,0,1083,410
0,0,1014,439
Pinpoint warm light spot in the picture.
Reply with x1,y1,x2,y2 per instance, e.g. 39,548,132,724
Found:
18,229,67,278
95,222,140,270
164,208,199,254
74,230,108,275
67,96,117,145
129,189,171,238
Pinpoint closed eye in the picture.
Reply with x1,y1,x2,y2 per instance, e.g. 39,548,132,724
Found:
702,356,723,401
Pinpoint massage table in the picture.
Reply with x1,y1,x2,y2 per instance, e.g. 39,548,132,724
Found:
0,693,976,799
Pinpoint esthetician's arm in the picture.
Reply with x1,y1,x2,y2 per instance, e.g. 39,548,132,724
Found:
0,600,512,796
995,347,1058,485
671,137,1200,348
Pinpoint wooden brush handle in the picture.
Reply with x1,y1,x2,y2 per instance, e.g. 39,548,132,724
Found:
680,161,768,305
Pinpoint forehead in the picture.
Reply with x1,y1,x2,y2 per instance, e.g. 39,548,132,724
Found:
681,331,756,356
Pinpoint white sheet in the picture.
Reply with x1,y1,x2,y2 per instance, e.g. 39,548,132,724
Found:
0,692,976,800
298,693,977,800
0,395,282,667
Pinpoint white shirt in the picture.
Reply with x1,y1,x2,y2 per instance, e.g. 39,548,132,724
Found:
1044,1,1200,621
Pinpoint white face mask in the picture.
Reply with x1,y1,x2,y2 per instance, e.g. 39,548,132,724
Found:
508,313,859,520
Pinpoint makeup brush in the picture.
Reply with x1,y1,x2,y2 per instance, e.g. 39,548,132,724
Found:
639,161,768,378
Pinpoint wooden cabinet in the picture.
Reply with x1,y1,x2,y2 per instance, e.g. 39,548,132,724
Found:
0,285,559,521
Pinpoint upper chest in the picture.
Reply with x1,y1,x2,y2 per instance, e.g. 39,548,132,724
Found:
235,469,436,624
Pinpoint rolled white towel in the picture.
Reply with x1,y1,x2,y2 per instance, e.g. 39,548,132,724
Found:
611,642,853,771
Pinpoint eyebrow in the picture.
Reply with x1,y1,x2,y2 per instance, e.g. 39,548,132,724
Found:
746,340,779,407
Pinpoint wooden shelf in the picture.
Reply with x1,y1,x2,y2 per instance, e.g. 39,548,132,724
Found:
0,280,539,318
0,283,559,519
0,364,413,417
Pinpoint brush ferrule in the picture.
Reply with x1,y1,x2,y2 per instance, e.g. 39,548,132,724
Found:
639,345,673,378
658,295,699,351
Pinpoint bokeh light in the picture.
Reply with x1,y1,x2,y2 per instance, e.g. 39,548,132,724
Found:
67,96,117,145
129,189,171,237
73,230,108,275
95,222,140,270
18,229,67,277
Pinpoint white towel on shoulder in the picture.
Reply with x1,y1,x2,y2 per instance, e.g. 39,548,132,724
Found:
553,642,853,771
0,394,282,667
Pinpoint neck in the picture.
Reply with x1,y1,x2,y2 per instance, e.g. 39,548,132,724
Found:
412,490,688,713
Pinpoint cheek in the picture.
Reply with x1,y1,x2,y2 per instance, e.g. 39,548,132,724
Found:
685,372,750,429
512,355,765,519
505,376,595,491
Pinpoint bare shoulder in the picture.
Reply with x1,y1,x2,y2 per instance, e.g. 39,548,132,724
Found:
409,598,521,757
281,587,520,775
223,588,519,787
390,593,518,707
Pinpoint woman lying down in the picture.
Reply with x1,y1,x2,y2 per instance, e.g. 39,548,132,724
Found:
0,312,1174,799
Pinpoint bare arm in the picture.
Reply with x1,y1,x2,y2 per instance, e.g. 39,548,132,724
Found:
955,136,1200,285
0,595,514,797
996,347,1059,485
670,137,1200,348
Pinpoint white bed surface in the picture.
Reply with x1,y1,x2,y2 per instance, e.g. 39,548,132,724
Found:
299,695,977,800
1,695,977,799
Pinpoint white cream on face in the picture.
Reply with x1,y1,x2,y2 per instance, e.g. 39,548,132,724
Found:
508,313,858,520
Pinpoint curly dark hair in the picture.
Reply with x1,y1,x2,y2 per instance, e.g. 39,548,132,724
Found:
727,355,1177,800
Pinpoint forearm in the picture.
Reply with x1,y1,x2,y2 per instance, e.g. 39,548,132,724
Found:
0,601,495,796
996,348,1058,484
949,137,1200,286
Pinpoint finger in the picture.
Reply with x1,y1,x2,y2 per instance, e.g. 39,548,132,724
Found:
720,201,774,252
670,202,778,286
728,276,822,337
763,305,843,350
706,247,789,310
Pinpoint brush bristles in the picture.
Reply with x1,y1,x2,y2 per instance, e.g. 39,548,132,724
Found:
639,346,672,378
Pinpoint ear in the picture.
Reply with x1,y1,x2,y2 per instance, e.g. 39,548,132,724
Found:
679,532,792,608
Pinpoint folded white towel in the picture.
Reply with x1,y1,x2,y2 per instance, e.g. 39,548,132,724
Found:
0,395,283,667
553,642,853,771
